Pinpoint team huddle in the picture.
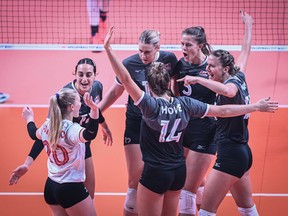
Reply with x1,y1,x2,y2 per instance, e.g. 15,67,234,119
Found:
9,11,278,216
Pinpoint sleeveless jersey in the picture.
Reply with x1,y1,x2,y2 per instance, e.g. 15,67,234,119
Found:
135,92,209,170
117,51,178,120
215,71,250,144
39,119,86,183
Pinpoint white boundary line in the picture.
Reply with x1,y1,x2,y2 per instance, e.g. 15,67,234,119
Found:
0,104,287,108
1,192,288,197
0,44,287,52
0,104,126,108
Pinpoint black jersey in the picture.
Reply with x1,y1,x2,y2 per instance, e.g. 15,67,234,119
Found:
215,71,250,144
172,57,217,149
172,57,216,104
117,51,178,120
136,93,208,170
63,79,104,127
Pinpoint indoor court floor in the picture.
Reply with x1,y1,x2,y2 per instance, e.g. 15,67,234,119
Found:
0,50,287,215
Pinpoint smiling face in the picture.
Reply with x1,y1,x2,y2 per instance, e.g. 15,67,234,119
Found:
138,42,160,64
74,63,96,95
181,34,203,63
206,55,228,83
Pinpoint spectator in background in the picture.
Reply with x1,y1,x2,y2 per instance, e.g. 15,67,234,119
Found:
87,0,111,44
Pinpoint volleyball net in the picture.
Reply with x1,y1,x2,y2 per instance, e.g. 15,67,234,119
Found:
0,0,287,51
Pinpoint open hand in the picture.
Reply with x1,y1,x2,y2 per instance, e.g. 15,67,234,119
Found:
240,10,254,25
83,92,99,119
256,97,278,113
101,125,113,146
104,26,115,50
9,164,29,185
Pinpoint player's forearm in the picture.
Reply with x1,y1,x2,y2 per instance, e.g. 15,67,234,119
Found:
241,21,253,57
217,103,257,117
28,139,44,160
105,50,130,85
27,121,38,140
24,156,34,168
98,86,123,112
196,77,233,97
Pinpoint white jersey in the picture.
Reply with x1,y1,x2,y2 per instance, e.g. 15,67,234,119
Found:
39,119,86,183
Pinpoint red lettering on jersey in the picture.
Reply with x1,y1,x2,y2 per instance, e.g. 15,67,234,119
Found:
60,130,66,138
43,140,69,166
53,146,69,166
43,125,49,135
43,140,54,163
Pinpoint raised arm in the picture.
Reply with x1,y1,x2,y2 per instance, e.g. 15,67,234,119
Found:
103,27,143,102
22,107,39,140
236,10,254,72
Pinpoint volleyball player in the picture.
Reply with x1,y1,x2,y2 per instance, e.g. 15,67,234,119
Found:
98,29,178,215
104,26,278,216
173,11,254,216
87,0,111,43
23,88,99,215
9,58,113,200
178,48,262,215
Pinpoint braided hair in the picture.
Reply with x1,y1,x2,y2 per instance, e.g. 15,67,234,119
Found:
211,50,240,76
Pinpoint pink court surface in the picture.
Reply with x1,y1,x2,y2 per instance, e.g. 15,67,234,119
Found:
0,49,288,216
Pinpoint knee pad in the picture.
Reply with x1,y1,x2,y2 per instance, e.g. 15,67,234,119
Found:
196,186,204,205
238,204,259,216
198,209,216,216
179,190,197,215
124,188,137,214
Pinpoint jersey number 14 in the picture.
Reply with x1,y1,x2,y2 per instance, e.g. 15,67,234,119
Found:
159,118,182,143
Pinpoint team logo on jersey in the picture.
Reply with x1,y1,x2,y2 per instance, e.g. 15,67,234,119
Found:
124,137,131,144
214,162,221,168
84,187,88,193
135,69,142,73
199,70,209,78
197,145,206,150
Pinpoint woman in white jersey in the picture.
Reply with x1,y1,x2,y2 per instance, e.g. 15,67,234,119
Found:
27,88,99,216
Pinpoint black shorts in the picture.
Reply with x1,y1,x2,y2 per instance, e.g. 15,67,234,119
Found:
85,141,92,159
124,118,141,145
213,141,253,178
182,119,217,155
44,177,89,208
140,163,186,194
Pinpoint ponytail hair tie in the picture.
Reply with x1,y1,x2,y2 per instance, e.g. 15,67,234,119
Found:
55,93,60,105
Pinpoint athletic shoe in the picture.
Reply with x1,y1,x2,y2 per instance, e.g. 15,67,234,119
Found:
0,92,10,103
